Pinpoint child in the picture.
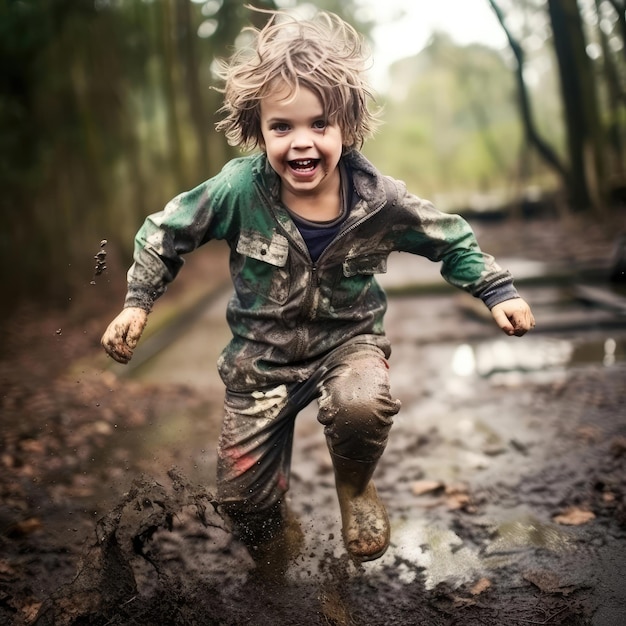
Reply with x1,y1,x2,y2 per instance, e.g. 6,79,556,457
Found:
101,9,535,572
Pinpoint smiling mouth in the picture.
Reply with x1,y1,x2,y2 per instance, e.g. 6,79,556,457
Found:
288,159,320,172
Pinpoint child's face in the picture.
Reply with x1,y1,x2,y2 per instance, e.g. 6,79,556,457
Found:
260,85,343,203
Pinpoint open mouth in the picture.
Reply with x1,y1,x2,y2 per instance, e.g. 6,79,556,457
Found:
288,158,320,172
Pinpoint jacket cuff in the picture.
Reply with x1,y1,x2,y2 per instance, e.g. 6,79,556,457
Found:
123,287,155,313
481,284,520,310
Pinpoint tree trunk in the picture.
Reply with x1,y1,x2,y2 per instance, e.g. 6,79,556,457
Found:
595,0,625,177
161,0,185,189
605,0,626,63
547,0,606,212
177,0,209,181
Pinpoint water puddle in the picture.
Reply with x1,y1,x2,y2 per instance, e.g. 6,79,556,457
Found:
364,511,575,590
484,513,574,558
450,334,625,387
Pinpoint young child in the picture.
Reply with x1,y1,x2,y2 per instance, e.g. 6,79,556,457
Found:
101,9,535,571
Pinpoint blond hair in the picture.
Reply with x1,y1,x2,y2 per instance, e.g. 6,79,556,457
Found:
214,8,379,151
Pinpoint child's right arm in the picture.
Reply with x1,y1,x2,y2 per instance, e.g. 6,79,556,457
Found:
101,307,149,364
100,157,250,364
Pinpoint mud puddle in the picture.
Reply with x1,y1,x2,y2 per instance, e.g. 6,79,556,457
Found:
5,281,626,625
46,314,624,625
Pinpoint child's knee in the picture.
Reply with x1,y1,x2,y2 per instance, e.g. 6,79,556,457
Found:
318,374,400,430
318,387,399,460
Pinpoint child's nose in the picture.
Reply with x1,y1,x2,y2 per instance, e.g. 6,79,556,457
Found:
291,128,314,149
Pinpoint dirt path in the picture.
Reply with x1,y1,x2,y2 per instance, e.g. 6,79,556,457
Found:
1,216,626,625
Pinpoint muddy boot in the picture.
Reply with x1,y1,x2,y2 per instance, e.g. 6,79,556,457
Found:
250,508,304,584
227,501,304,584
330,452,390,562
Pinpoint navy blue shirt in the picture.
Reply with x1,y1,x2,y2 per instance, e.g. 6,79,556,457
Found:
287,165,351,262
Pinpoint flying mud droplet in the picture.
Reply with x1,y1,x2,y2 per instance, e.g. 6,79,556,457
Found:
91,239,108,285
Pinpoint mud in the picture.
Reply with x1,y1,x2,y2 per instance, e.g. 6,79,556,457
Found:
2,216,626,625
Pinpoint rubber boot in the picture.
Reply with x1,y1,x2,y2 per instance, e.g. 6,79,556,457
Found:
330,452,390,562
226,500,304,584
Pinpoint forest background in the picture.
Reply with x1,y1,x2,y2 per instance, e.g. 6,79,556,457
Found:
1,0,625,318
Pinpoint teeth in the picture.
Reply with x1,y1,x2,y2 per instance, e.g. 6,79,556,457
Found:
291,159,316,168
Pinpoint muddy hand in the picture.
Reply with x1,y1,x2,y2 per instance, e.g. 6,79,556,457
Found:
101,307,148,364
491,298,535,337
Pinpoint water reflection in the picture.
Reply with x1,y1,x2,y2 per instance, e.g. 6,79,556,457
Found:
451,335,624,382
367,511,575,590
604,338,617,366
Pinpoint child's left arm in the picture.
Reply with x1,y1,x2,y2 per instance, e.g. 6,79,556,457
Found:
490,297,535,337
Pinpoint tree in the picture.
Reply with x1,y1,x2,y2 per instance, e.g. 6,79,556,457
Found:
489,0,621,213
488,0,570,193
547,0,606,212
593,0,626,178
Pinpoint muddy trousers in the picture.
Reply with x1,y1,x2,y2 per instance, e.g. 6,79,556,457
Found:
216,343,401,547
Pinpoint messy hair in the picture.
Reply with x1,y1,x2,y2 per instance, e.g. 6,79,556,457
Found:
214,7,380,151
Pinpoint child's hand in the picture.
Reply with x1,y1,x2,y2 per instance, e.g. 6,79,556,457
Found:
491,298,535,337
101,307,148,364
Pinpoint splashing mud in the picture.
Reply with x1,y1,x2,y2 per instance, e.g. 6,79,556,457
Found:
90,239,108,285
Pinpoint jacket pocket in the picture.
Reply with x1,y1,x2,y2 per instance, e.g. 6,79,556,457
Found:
342,252,388,277
330,252,388,311
234,230,291,306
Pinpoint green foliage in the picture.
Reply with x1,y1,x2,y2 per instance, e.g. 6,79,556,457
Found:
365,32,528,207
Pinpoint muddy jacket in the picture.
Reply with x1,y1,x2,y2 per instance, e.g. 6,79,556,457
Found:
125,150,518,391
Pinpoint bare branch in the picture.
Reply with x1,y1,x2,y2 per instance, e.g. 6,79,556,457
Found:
487,0,569,183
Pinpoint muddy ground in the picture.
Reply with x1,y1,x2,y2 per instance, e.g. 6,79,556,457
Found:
1,214,626,625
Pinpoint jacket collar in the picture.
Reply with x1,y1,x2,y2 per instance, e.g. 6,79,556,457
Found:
343,149,388,208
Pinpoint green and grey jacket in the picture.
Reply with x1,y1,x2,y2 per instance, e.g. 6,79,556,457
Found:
125,150,518,392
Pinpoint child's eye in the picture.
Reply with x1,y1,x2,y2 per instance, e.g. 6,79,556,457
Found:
313,120,327,130
271,122,290,133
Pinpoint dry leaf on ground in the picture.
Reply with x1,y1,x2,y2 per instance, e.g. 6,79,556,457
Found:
553,507,595,526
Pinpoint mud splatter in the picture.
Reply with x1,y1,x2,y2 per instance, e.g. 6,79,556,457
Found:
90,239,108,285
34,468,223,626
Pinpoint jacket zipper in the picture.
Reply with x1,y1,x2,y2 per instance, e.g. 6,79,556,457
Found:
254,180,389,360
292,198,388,360
293,264,319,359
317,195,388,264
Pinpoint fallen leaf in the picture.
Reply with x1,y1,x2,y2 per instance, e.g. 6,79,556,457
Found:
446,492,472,511
445,483,469,495
21,601,43,623
553,507,595,526
0,560,16,580
411,480,444,496
8,517,43,537
470,577,492,596
444,483,474,511
19,439,45,454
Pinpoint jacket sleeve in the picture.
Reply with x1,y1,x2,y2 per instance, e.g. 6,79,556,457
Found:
123,184,208,311
123,162,241,312
391,182,520,309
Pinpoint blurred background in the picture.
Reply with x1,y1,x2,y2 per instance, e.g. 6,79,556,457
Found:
1,0,625,316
